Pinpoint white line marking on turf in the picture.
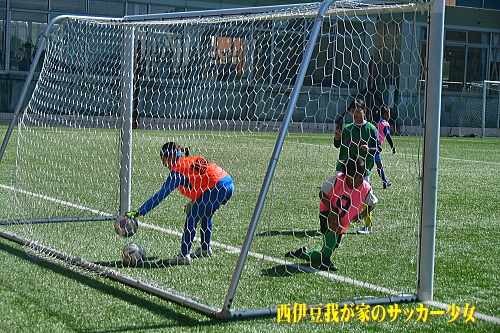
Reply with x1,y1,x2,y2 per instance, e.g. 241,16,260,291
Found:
424,300,500,325
0,184,109,216
145,222,399,295
2,183,500,324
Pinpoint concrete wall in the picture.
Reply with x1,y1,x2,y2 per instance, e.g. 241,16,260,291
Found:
0,73,37,117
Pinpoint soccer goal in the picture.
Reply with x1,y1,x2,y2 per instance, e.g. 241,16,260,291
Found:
449,80,500,138
0,0,443,320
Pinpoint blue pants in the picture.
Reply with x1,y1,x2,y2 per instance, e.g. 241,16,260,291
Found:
181,176,234,255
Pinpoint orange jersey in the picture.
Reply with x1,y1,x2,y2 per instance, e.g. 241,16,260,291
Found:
171,156,229,201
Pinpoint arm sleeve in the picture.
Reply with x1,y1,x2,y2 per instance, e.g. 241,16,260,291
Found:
334,137,341,148
321,176,337,195
385,131,395,149
363,189,378,207
138,171,185,216
368,128,382,155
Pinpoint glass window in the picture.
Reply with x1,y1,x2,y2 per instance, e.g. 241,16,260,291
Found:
308,34,331,87
0,0,6,7
127,3,148,16
456,0,483,8
10,0,48,10
10,12,47,71
0,10,5,70
446,30,466,42
333,20,365,88
210,35,248,81
443,45,465,91
466,47,487,82
150,5,176,14
89,0,124,17
491,34,500,81
252,34,271,83
420,42,427,87
334,37,364,88
51,0,87,14
468,31,489,44
420,26,427,41
484,0,500,10
274,32,303,85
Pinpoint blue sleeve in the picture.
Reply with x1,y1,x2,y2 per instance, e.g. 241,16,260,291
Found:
138,171,186,216
369,127,382,155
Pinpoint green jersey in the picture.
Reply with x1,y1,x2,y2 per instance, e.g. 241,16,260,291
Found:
336,121,380,176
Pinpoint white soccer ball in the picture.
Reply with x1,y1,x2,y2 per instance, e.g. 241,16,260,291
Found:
114,215,138,237
122,242,146,266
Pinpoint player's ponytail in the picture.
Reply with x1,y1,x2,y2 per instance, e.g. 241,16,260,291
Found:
160,142,191,157
161,142,181,157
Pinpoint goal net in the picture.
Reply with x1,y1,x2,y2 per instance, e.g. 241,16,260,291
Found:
1,0,429,319
450,80,500,138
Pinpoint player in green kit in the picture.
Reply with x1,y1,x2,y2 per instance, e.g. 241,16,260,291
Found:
334,99,381,235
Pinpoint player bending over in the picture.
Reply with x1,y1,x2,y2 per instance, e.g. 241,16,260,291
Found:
285,154,378,271
126,142,234,266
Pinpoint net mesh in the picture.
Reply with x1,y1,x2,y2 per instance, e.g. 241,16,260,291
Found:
2,1,427,313
451,81,500,138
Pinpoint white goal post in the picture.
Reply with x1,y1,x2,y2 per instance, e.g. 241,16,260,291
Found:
0,0,444,319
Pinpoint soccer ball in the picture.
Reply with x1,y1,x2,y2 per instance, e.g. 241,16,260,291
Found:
114,215,138,237
122,242,146,266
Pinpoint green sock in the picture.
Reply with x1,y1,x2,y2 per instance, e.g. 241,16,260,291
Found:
304,232,338,262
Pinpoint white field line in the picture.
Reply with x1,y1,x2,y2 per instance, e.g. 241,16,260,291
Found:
256,136,500,166
424,300,500,325
0,184,402,296
0,184,109,216
1,183,500,324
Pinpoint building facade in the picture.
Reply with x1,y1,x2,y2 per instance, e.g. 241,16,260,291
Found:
0,0,499,131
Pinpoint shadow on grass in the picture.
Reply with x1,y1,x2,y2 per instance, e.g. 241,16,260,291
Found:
94,258,217,270
261,263,314,277
0,237,265,330
255,230,322,238
93,257,170,269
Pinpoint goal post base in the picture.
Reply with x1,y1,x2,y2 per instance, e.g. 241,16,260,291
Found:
0,226,419,320
221,295,419,320
0,216,116,225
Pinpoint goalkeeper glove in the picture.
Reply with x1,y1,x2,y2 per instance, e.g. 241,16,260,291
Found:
125,211,140,218
184,201,195,214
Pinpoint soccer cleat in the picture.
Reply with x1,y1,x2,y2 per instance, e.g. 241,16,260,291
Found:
166,253,191,266
357,226,372,235
319,259,338,271
383,182,392,189
192,247,213,258
285,246,308,259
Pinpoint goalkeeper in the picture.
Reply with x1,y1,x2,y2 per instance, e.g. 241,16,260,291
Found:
126,142,234,266
285,155,378,271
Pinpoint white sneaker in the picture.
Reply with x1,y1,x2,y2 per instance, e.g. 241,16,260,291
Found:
357,226,372,235
166,253,191,266
192,247,213,258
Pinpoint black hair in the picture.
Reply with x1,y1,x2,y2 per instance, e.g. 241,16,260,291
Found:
160,142,190,157
345,154,366,179
348,98,366,112
371,105,390,123
380,105,390,116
